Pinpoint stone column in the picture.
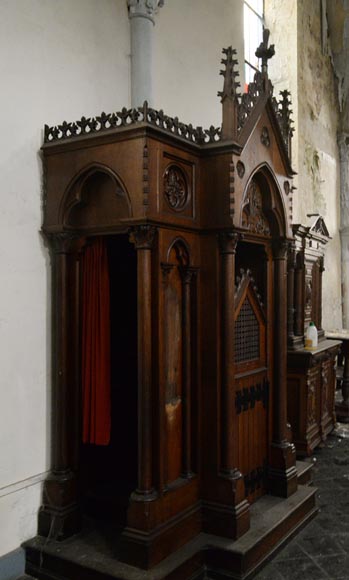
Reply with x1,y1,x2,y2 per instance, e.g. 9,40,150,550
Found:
338,134,349,328
128,0,164,107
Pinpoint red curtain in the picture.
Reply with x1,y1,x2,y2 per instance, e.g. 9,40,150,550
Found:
81,238,111,445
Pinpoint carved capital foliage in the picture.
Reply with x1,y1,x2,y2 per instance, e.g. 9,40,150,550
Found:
128,0,164,21
287,242,296,269
129,225,157,250
272,238,288,260
160,262,174,284
45,231,78,255
179,266,198,285
218,232,240,255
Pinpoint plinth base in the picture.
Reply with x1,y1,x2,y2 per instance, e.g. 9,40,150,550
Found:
335,400,349,423
23,485,316,580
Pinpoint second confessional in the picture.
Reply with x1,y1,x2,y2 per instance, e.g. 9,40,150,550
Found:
25,37,317,580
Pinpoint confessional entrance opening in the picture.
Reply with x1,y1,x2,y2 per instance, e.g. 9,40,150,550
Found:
79,234,138,527
235,240,272,504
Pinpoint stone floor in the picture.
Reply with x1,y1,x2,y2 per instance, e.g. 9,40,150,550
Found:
252,424,349,580
19,425,349,580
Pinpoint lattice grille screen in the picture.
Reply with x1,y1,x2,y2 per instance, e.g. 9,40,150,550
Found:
235,297,260,363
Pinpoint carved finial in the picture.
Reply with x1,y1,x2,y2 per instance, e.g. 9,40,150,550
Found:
255,28,275,74
218,46,241,101
218,47,241,140
278,89,294,156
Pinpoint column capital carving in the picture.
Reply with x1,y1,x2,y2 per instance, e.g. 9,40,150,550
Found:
45,231,78,255
218,231,241,255
160,262,174,285
287,241,296,269
129,224,157,250
179,265,198,285
128,0,164,23
272,238,288,260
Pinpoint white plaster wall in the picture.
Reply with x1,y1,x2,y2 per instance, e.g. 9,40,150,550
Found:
0,0,130,557
153,0,244,128
0,0,246,558
265,0,298,198
297,0,342,328
266,0,342,329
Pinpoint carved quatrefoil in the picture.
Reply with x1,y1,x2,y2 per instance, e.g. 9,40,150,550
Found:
163,165,188,211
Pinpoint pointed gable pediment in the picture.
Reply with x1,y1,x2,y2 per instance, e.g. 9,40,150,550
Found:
308,215,330,238
218,33,294,178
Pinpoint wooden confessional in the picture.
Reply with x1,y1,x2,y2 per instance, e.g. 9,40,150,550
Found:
286,217,341,456
26,37,317,580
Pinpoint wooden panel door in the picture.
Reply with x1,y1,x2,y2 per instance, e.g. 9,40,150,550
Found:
234,271,269,503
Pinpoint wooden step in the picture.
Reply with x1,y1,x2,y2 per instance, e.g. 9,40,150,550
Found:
296,459,314,486
23,485,317,580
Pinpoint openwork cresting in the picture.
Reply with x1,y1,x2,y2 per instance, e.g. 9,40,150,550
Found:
44,44,293,151
44,101,221,145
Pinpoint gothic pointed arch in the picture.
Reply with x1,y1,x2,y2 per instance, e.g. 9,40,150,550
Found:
240,163,288,239
166,237,191,266
60,163,132,230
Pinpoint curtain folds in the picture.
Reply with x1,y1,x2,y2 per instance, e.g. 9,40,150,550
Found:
81,237,111,445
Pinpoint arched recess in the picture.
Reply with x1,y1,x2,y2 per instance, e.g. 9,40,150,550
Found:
60,164,132,230
161,237,197,488
233,162,295,502
42,164,138,533
239,163,287,239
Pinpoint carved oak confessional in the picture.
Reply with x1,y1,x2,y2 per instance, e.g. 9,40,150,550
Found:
287,217,341,456
26,39,317,580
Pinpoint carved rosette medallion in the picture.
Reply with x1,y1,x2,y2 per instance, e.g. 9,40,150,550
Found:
163,165,188,211
284,180,290,195
261,126,270,147
237,161,245,178
242,181,270,236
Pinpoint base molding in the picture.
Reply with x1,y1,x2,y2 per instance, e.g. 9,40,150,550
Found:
24,485,317,580
119,502,201,569
202,498,250,539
